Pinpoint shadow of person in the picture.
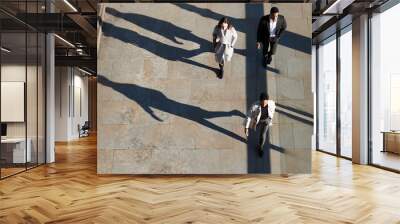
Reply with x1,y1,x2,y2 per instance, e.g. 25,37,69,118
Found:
173,3,311,55
170,3,280,74
106,7,204,46
98,75,247,143
101,21,219,73
105,7,247,58
172,3,247,34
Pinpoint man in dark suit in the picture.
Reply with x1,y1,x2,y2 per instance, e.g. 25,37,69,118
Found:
256,7,287,67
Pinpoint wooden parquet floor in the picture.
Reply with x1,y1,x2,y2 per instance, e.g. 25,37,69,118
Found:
1,135,400,224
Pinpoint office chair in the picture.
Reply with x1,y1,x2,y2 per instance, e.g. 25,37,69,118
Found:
79,121,90,138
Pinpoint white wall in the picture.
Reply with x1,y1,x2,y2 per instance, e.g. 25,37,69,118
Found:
55,67,89,141
1,65,26,141
1,63,46,164
1,64,26,81
1,65,35,138
55,67,69,141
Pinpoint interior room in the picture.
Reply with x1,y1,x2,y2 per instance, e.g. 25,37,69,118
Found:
0,21,46,178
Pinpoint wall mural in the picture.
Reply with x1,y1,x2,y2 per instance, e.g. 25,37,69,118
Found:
97,3,313,174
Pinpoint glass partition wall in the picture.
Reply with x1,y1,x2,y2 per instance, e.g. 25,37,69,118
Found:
316,25,353,159
317,35,337,155
316,0,400,172
339,26,352,159
0,4,46,179
370,3,400,171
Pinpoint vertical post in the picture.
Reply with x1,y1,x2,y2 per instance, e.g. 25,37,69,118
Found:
336,27,341,157
367,11,373,165
25,1,28,170
36,0,39,167
46,1,56,163
352,14,369,164
0,24,2,179
316,44,320,150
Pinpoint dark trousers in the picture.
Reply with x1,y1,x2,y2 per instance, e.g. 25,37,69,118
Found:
258,118,271,150
262,38,278,58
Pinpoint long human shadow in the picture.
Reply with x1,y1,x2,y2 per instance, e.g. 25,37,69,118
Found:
101,21,218,73
98,75,247,143
275,103,314,126
105,7,247,58
174,3,311,55
276,109,313,126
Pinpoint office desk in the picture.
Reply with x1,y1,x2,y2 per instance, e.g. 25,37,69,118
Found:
1,138,31,163
382,131,400,154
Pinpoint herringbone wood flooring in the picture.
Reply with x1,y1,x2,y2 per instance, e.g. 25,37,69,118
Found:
1,135,400,224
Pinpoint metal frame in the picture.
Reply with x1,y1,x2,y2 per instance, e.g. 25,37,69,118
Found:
315,22,353,161
336,24,341,157
316,0,400,172
0,22,2,179
0,0,47,180
315,44,320,151
25,3,28,170
315,32,338,156
367,10,373,166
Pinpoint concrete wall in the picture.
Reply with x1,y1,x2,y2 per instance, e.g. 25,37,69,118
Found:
97,3,312,174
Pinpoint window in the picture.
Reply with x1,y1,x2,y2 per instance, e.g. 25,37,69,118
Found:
370,3,400,171
339,26,352,158
0,2,46,179
317,35,337,154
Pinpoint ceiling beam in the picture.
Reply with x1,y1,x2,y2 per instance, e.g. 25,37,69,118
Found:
55,55,96,71
67,13,97,39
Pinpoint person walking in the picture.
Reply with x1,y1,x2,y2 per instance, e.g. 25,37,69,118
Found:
256,7,287,67
244,93,276,157
213,17,238,79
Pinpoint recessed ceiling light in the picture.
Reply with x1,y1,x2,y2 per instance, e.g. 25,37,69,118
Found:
323,0,343,14
78,67,94,76
1,47,11,53
54,34,75,48
63,0,78,12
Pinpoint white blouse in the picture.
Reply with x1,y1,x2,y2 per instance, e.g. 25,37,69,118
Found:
213,26,238,47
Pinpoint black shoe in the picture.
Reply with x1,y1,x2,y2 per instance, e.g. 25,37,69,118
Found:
215,68,222,79
217,69,223,79
219,65,224,78
267,55,272,64
258,149,264,157
257,145,264,157
263,56,268,68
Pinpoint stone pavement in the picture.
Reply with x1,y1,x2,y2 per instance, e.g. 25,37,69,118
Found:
97,3,312,174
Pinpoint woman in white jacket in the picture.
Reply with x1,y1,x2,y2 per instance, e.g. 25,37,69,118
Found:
212,17,238,79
